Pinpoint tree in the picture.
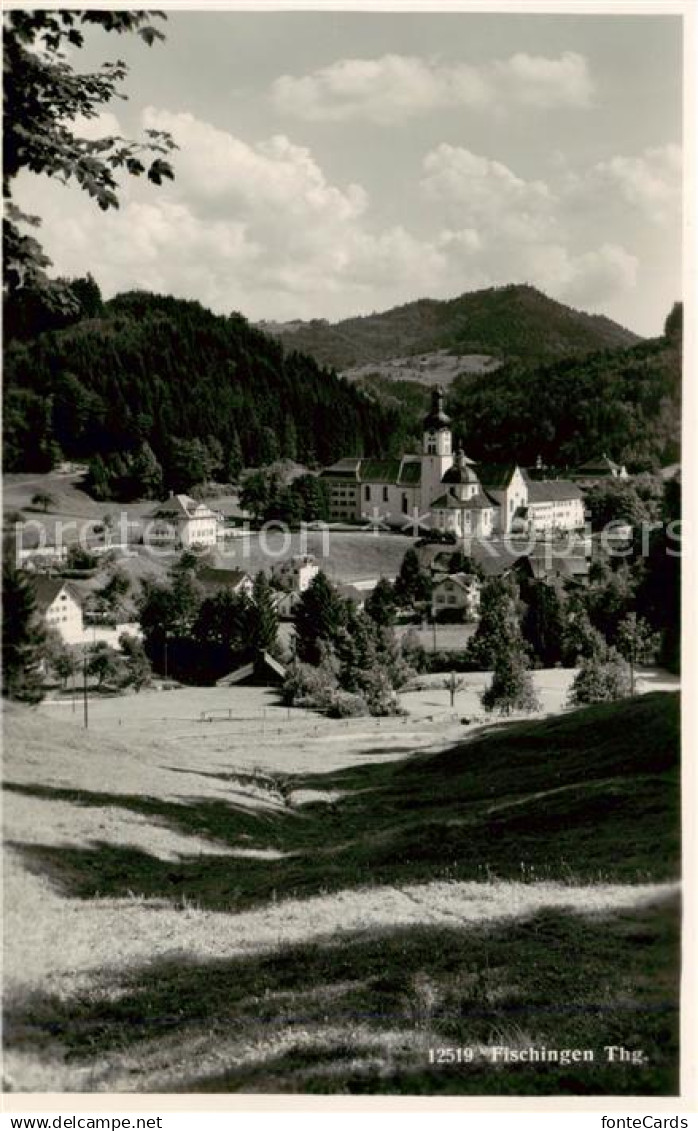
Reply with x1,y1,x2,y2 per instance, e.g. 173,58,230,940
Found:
615,612,660,695
521,581,567,667
86,641,123,688
250,571,279,654
118,632,151,691
466,577,523,669
394,549,432,608
4,10,176,298
481,641,540,715
131,441,163,499
240,471,271,524
569,647,631,706
31,491,56,513
293,572,348,665
365,578,397,626
2,559,47,703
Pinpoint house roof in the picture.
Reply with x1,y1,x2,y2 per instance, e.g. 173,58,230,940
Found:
320,458,362,481
527,479,584,503
151,494,217,520
475,464,518,489
197,567,252,590
574,456,624,474
32,577,81,612
433,572,478,592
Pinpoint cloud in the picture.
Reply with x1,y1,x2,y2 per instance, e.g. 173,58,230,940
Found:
571,144,682,227
421,144,555,240
271,51,593,124
15,111,659,325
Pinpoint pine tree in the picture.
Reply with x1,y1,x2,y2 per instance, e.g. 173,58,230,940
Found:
250,571,279,655
2,559,47,703
293,572,348,665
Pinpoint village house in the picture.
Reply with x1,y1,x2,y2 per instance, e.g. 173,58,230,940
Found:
571,455,628,485
197,567,254,598
271,554,319,593
321,386,586,541
33,577,84,644
147,494,221,549
431,572,481,621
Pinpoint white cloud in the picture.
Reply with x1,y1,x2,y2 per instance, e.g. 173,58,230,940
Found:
421,144,555,239
271,51,593,124
572,143,682,226
15,111,659,324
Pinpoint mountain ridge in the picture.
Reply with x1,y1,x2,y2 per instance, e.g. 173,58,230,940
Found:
259,284,641,371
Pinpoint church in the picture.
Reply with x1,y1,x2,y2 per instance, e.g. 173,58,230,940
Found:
320,387,585,539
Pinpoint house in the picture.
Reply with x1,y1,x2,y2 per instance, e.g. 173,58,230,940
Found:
321,386,584,542
431,572,481,621
273,589,302,620
216,650,286,687
147,494,221,549
271,554,319,593
571,455,628,485
32,577,84,643
197,567,254,598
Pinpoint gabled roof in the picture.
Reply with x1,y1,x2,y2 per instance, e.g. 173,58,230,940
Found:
527,479,584,503
32,577,82,612
151,494,217,520
475,464,518,489
359,458,402,484
198,567,252,591
320,458,362,481
574,456,624,474
433,571,479,592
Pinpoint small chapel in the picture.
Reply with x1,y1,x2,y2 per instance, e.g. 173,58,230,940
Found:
320,386,585,539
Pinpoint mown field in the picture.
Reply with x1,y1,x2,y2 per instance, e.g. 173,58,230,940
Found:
3,689,681,1095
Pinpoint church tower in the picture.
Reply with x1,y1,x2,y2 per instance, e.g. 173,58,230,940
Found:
421,385,453,509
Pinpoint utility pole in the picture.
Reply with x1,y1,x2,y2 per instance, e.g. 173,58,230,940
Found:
82,649,89,729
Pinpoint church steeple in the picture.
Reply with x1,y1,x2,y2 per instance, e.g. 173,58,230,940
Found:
423,385,451,433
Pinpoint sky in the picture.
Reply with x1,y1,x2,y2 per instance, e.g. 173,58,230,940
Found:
14,9,684,336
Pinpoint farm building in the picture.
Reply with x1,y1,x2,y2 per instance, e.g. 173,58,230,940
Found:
32,577,84,643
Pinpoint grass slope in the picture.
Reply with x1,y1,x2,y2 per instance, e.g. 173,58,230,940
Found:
4,692,680,1094
7,692,679,911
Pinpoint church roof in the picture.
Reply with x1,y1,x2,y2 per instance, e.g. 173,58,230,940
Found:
431,489,496,511
359,458,402,483
398,459,422,485
423,385,451,431
441,463,480,486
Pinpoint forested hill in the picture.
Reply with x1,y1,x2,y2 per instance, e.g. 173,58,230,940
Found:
260,284,641,371
3,290,402,489
447,311,682,472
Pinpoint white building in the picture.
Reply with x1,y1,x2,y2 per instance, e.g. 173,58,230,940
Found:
321,386,585,541
147,495,221,549
431,572,481,620
272,554,319,592
33,577,84,643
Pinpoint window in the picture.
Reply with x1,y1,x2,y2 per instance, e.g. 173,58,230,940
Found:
402,494,408,514
383,486,389,503
365,485,370,501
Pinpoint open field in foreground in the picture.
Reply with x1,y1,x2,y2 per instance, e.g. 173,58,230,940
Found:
3,689,680,1094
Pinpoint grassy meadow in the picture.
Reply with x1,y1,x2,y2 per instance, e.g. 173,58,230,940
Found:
3,687,680,1095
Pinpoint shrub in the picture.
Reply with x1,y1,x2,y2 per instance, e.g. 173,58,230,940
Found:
569,647,631,705
327,691,369,718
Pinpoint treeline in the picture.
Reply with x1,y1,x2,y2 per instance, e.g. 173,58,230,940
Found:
3,284,400,495
447,305,681,472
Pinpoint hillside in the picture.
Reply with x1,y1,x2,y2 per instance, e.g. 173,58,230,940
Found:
447,332,681,470
4,691,679,1093
261,284,641,371
3,290,400,487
